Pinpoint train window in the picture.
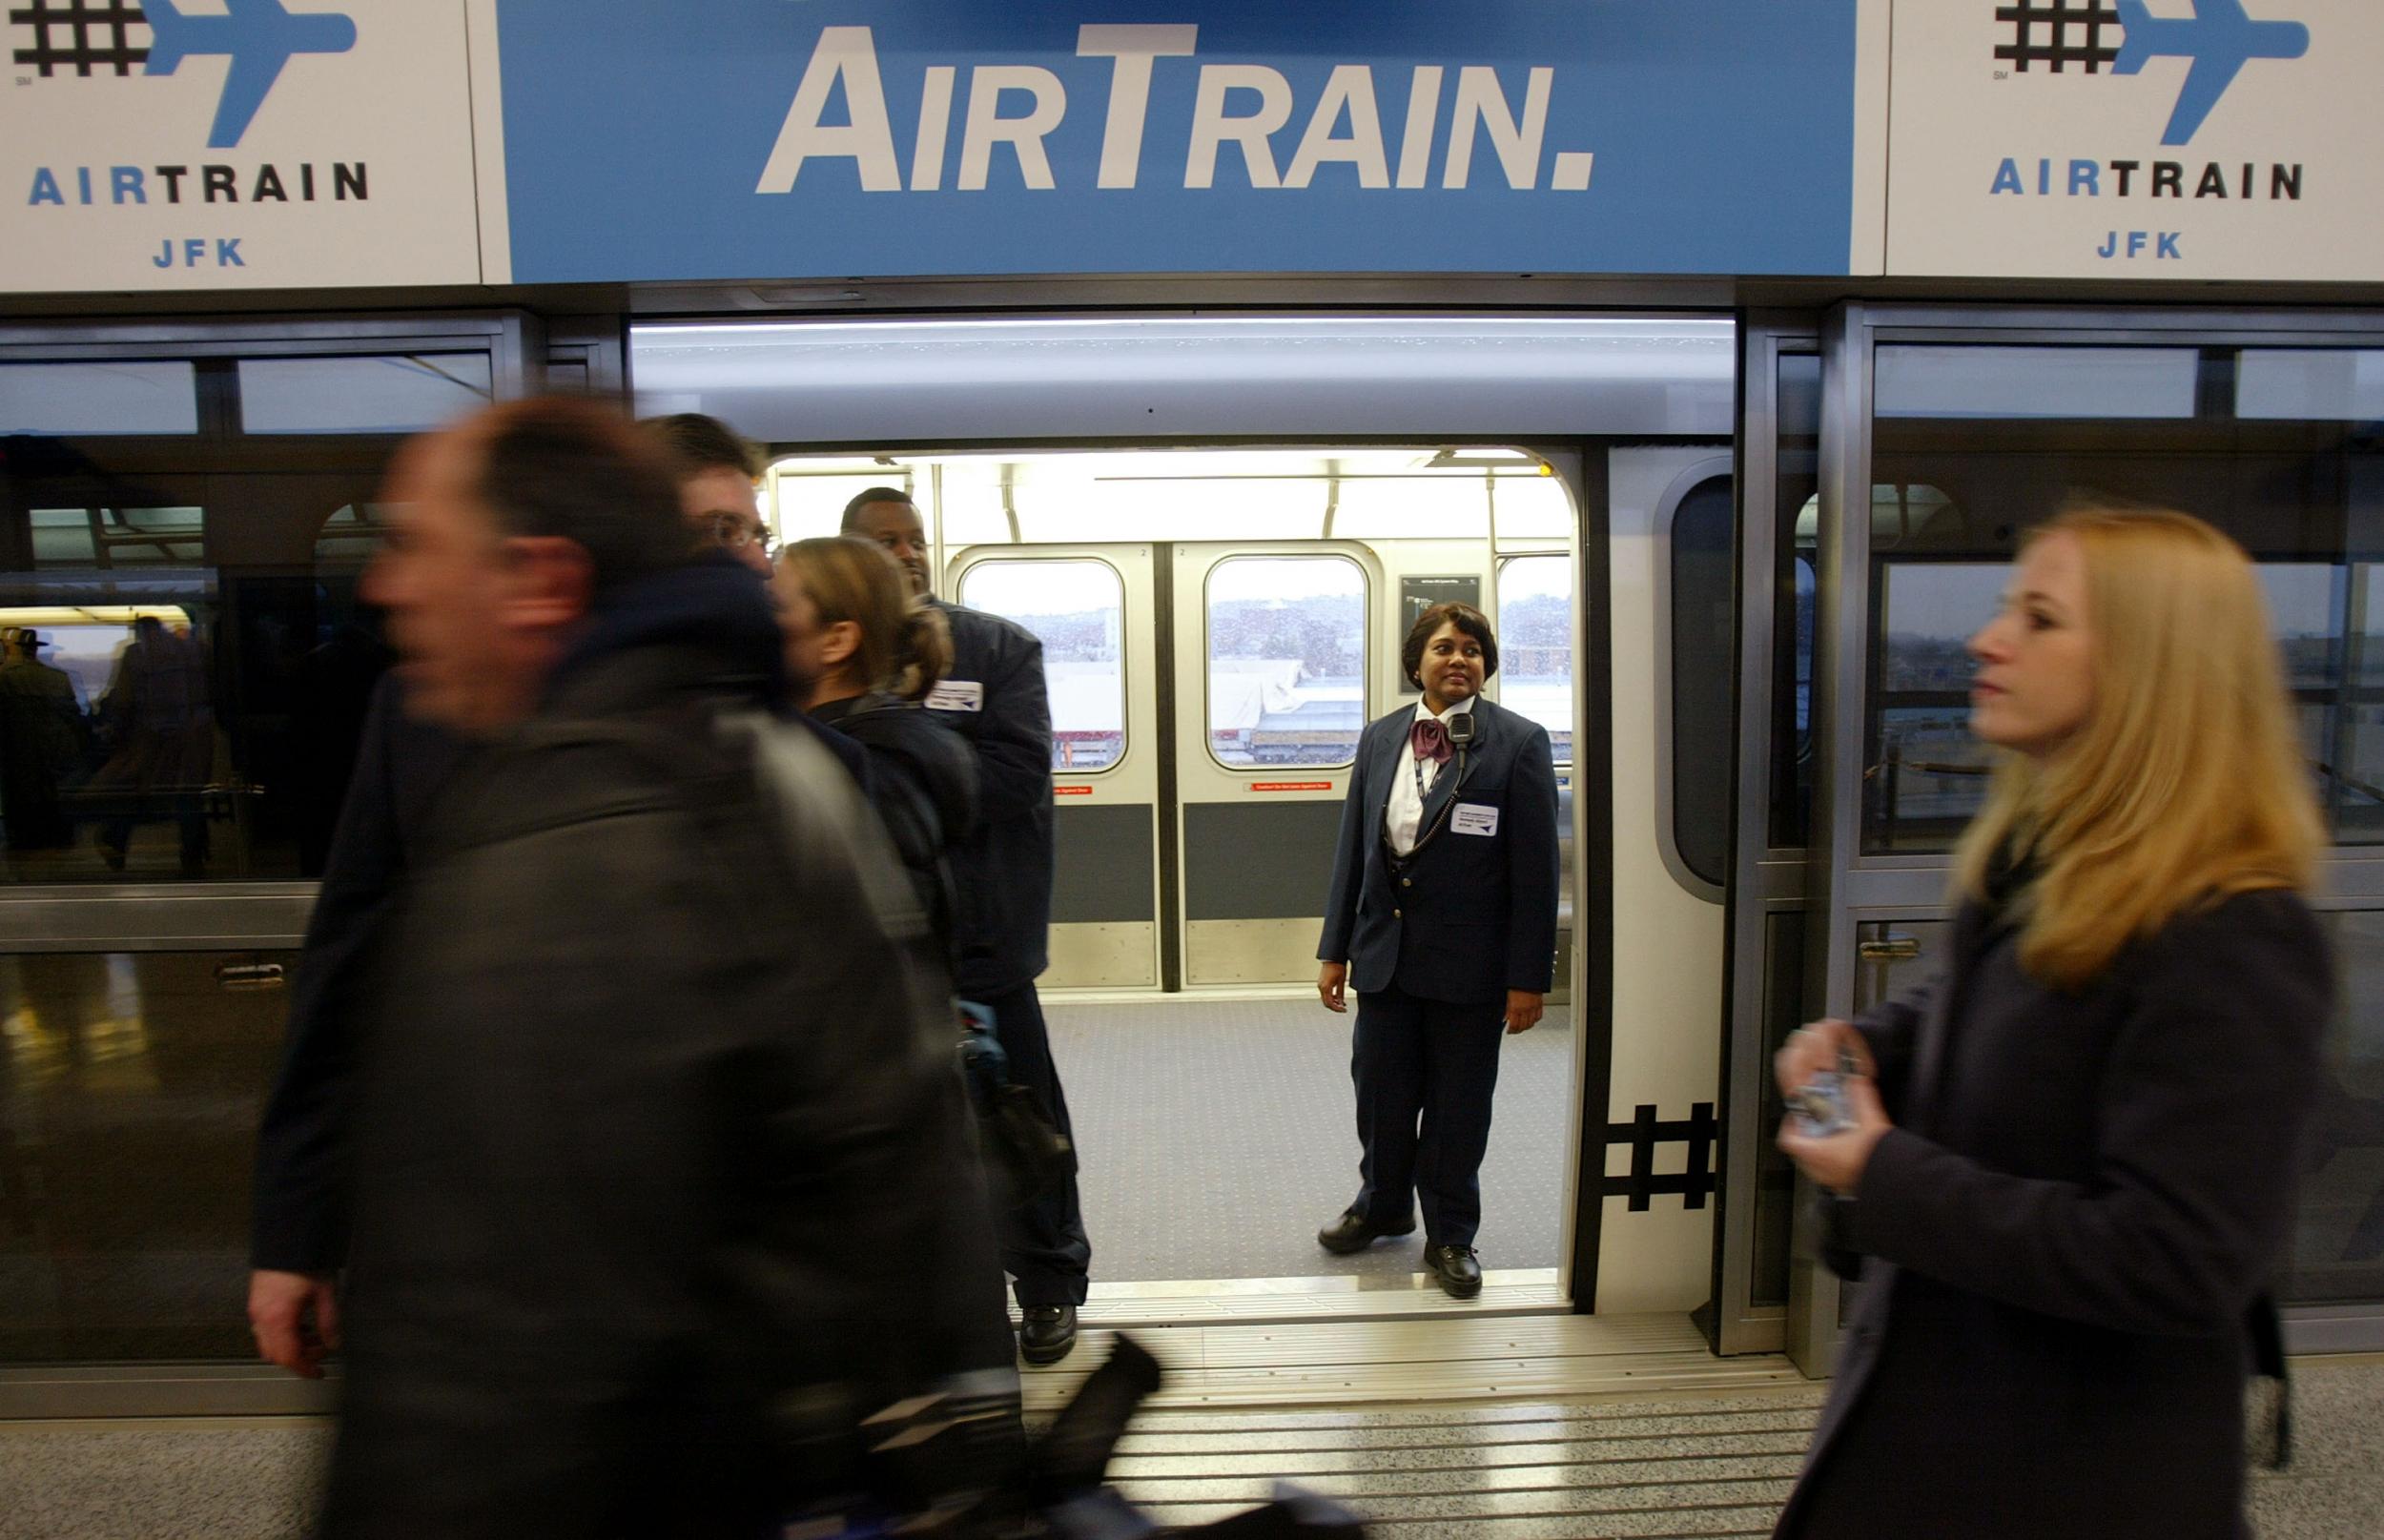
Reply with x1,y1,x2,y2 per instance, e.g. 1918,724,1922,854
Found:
1773,353,1821,850
2237,350,2384,421
236,354,493,434
1875,345,2200,420
1493,470,1574,539
1205,555,1366,770
956,558,1125,772
1495,554,1573,766
1866,339,2384,852
0,950,301,1362
2288,909,2384,1305
775,464,925,544
0,361,198,436
1667,478,1733,886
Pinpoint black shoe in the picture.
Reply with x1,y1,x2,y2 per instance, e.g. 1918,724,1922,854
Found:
1426,1243,1483,1299
1317,1209,1415,1256
1019,1304,1078,1365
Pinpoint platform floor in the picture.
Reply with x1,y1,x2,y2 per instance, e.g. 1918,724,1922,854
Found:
7,1351,2379,1538
1048,996,1572,1283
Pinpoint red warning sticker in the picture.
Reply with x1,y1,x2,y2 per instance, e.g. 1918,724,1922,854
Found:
1250,781,1334,792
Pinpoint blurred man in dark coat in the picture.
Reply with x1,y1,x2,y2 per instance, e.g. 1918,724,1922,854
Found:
314,400,992,1539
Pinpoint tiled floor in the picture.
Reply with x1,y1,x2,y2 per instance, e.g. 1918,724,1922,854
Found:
1047,996,1572,1283
7,1355,2379,1538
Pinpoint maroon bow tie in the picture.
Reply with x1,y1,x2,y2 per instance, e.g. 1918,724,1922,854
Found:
1411,717,1452,765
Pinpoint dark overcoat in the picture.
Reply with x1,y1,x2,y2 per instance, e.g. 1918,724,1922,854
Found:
1775,887,2330,1540
924,600,1053,997
318,568,1000,1539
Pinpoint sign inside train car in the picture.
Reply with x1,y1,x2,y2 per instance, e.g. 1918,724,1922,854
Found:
1887,0,2384,280
481,0,1878,285
0,0,481,292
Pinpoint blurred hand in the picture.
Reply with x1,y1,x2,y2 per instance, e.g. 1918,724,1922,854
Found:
1773,1018,1875,1097
249,1269,339,1379
1318,961,1348,1014
1504,990,1544,1035
1778,1071,1892,1194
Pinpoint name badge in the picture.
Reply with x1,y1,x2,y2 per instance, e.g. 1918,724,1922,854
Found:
925,680,984,713
1452,803,1500,837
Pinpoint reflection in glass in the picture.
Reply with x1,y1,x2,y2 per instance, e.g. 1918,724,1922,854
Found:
0,952,297,1362
0,361,198,436
236,354,493,435
1206,556,1366,770
956,560,1126,771
1496,554,1573,764
2285,911,2384,1304
1669,481,1733,882
1867,564,2001,851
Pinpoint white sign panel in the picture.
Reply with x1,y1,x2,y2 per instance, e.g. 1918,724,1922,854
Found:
1888,0,2381,280
0,0,480,292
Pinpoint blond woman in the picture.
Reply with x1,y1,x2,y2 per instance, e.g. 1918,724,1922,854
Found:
1771,505,2329,1540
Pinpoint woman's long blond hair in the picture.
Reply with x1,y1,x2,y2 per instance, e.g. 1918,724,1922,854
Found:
778,535,953,703
1951,503,2322,987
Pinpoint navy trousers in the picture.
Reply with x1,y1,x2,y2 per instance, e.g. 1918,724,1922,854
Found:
1349,983,1507,1247
976,980,1092,1307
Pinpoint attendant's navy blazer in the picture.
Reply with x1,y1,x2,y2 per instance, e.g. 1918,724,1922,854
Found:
1317,694,1561,1004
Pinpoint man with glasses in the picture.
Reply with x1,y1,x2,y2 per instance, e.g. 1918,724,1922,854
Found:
643,412,775,573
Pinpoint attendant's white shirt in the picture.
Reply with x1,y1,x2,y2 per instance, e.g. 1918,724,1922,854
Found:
1386,695,1473,856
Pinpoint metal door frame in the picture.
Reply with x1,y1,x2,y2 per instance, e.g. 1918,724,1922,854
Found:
1710,314,1822,1355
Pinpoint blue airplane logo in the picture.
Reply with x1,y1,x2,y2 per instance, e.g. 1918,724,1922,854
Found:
2112,0,2310,146
140,0,359,150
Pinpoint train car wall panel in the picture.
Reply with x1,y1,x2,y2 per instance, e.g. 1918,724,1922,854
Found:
479,0,1875,284
1594,445,1731,1314
2,1,482,292
1887,0,2384,280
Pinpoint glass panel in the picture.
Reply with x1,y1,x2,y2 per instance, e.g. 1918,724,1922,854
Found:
1495,555,1572,765
0,951,298,1362
1870,562,2001,852
1669,478,1733,884
956,559,1125,772
1772,352,1820,850
236,355,492,435
2237,350,2384,421
2291,910,2384,1304
1750,909,1808,1308
1875,346,2200,420
1865,340,2384,852
0,361,198,436
1206,555,1366,770
2,456,397,882
773,464,923,545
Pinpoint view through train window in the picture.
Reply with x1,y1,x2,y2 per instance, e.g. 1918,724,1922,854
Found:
1495,554,1574,765
1206,556,1367,770
956,559,1127,772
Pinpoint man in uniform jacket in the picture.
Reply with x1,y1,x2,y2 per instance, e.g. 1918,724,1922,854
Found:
1316,603,1561,1299
311,400,986,1538
844,487,1092,1365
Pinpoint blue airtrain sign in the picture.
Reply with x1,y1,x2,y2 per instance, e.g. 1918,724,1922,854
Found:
488,0,1867,284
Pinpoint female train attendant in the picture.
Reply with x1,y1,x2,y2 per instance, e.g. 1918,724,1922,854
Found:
1771,506,2329,1540
1315,602,1561,1299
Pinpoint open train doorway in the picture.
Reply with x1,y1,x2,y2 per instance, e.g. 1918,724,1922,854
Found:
632,317,1737,1337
